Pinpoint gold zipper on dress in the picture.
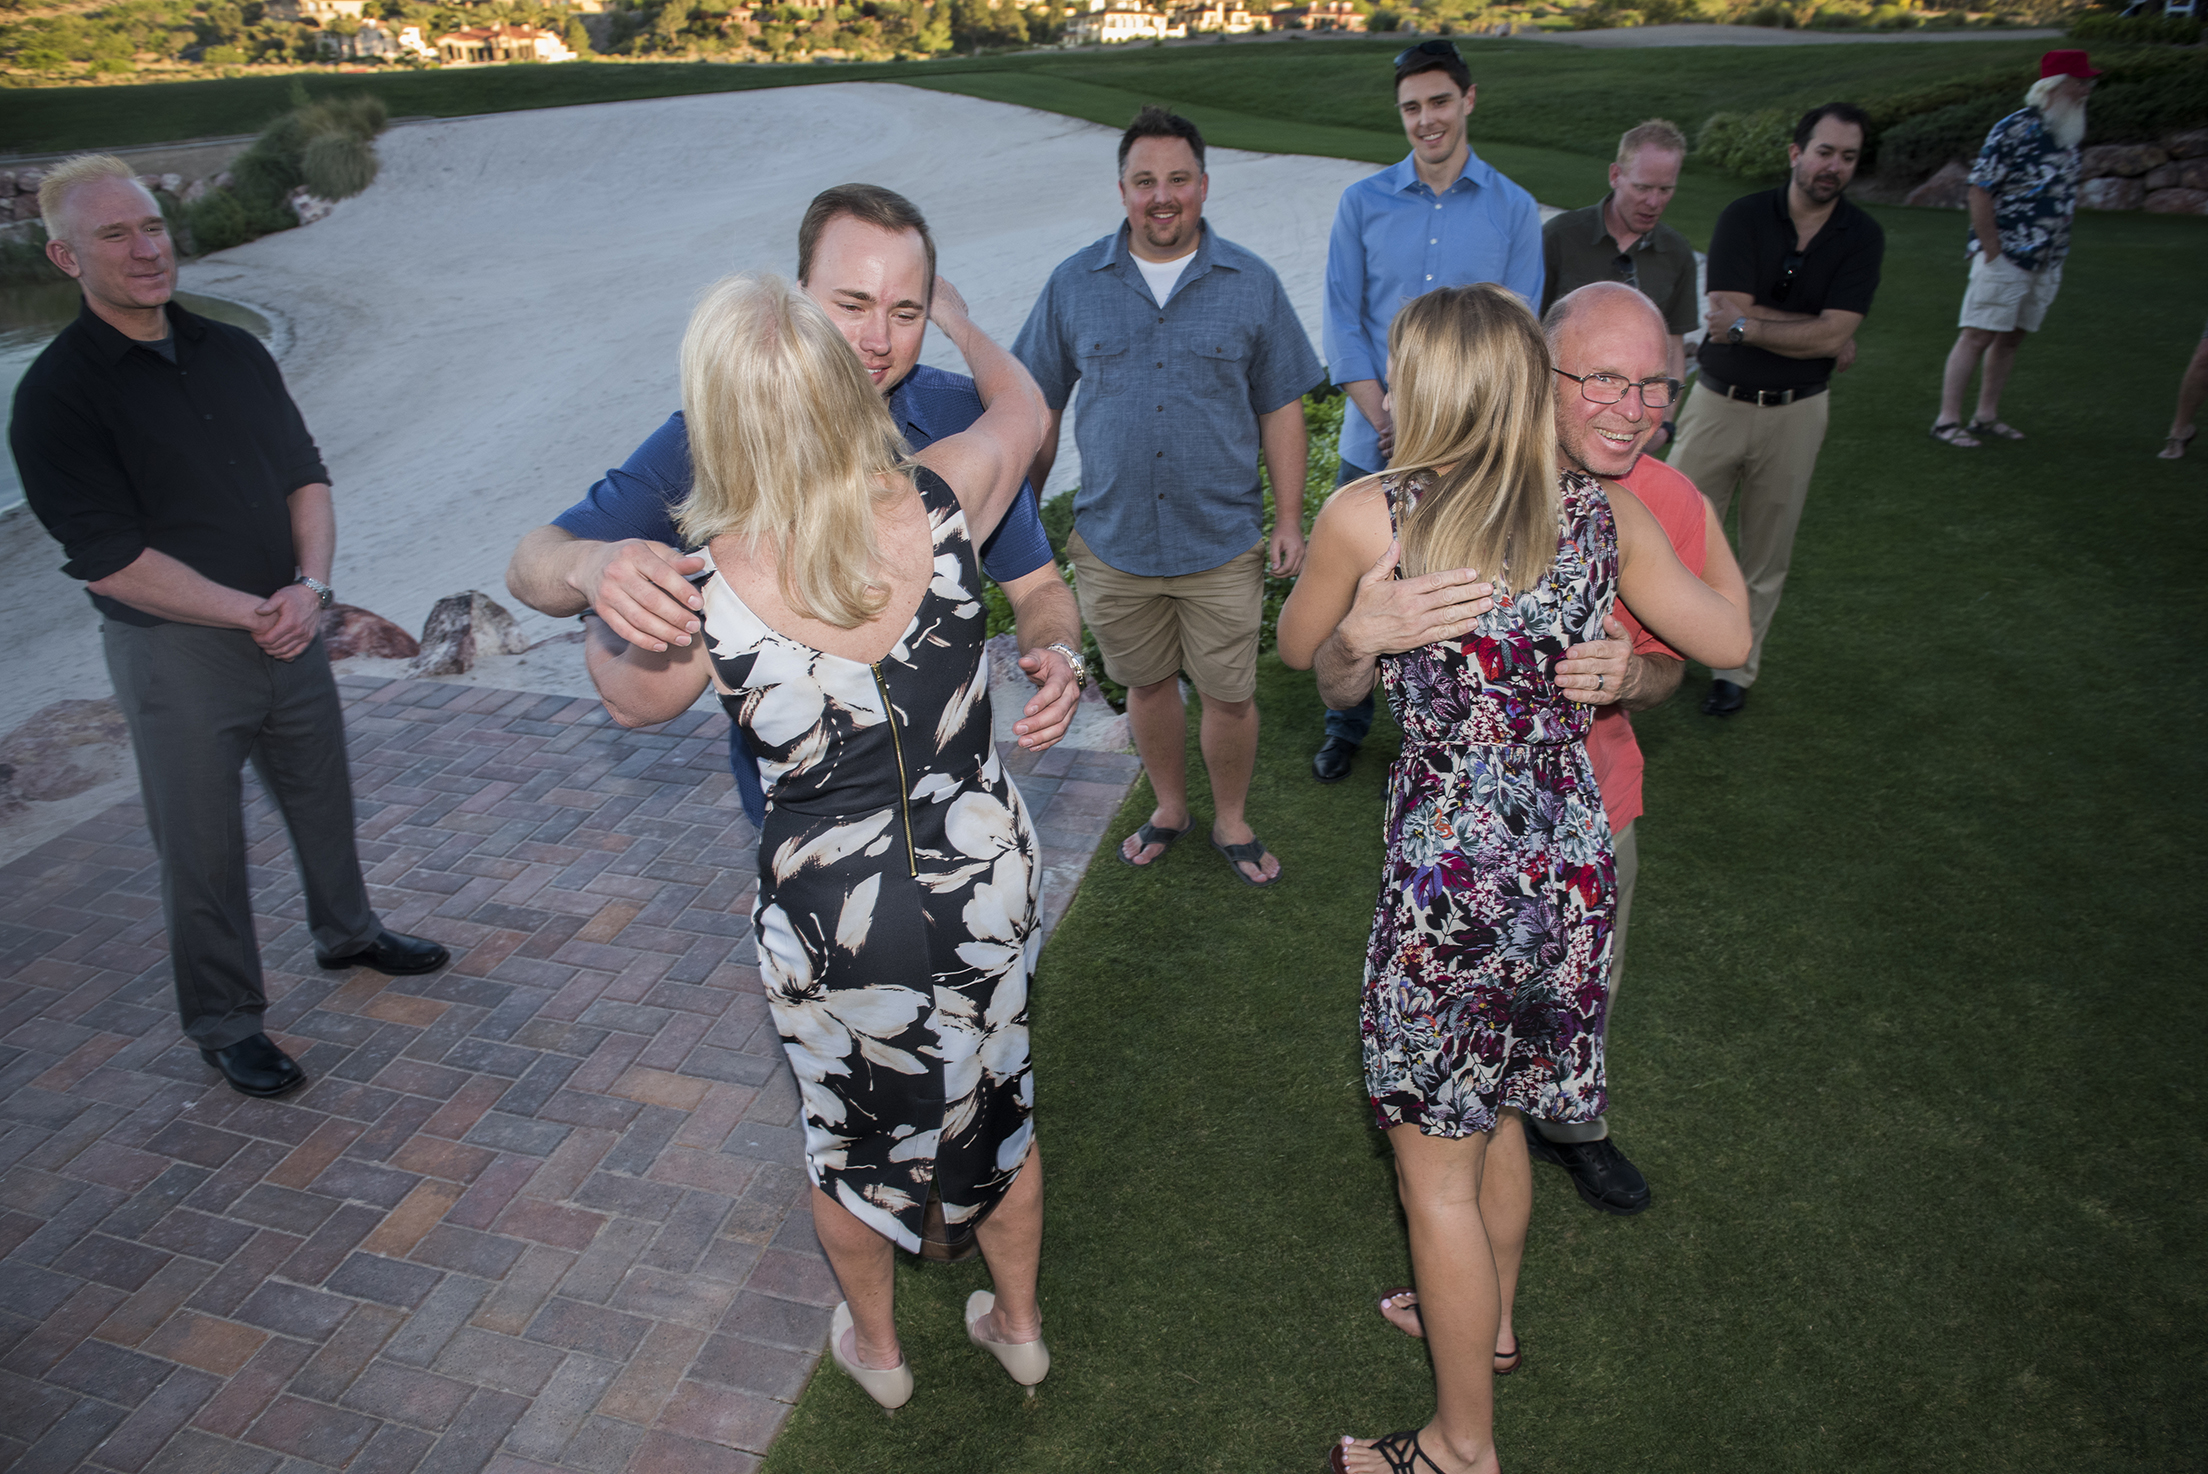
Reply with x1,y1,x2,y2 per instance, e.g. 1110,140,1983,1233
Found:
871,661,919,878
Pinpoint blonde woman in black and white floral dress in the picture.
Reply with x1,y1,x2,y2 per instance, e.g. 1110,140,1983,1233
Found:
585,271,1053,1411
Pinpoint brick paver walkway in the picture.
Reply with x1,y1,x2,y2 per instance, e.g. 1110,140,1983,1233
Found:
0,675,1136,1474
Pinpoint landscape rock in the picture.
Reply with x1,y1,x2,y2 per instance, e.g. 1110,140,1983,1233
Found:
212,170,234,190
2143,188,2208,216
286,188,335,226
16,167,43,193
181,177,212,205
1904,160,1971,209
320,603,421,660
2145,162,2181,191
2163,127,2208,160
408,591,531,677
2183,161,2208,191
0,699,132,806
2079,176,2146,211
0,172,13,196
2080,143,2168,179
159,172,183,194
135,173,161,193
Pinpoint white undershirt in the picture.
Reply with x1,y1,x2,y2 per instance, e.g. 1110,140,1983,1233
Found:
1134,248,1197,307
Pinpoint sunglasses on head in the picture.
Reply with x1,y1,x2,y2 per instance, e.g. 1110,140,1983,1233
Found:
1394,38,1462,71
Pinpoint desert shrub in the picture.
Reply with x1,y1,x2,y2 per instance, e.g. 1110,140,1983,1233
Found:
1697,108,1794,179
181,87,390,256
2068,12,2202,45
230,139,302,202
301,131,378,200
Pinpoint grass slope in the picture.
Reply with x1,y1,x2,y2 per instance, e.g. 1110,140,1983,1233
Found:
5,33,2049,183
758,191,2207,1474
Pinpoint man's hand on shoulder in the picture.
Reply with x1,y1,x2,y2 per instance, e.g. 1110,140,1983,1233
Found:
580,539,708,653
253,582,323,661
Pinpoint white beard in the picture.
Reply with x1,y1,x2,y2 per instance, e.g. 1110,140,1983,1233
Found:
2040,96,2087,151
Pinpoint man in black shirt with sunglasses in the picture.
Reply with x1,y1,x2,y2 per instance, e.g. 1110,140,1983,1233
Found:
1669,103,1884,718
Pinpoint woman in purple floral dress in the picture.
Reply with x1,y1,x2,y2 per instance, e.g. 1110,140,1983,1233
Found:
1281,285,1749,1474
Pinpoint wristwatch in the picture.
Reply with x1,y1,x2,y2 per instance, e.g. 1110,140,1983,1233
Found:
295,575,334,609
1726,317,1749,345
1043,641,1088,691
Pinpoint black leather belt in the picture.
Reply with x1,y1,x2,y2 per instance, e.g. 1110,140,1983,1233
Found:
1699,372,1827,407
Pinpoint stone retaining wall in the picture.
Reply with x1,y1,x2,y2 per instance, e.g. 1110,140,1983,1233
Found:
1903,127,2208,214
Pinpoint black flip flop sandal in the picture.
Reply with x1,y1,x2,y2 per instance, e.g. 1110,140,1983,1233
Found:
1115,821,1189,867
1212,833,1280,887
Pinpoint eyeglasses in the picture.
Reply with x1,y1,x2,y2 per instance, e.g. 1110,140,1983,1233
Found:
1611,250,1639,292
1770,248,1806,302
1553,368,1681,410
1394,38,1462,71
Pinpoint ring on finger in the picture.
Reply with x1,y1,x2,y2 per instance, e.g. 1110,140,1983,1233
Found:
1596,673,1606,691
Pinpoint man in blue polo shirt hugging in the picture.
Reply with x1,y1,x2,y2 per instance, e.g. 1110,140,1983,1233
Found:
506,185,1085,826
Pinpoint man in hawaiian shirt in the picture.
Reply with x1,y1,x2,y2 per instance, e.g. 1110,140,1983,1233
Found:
1929,49,2098,448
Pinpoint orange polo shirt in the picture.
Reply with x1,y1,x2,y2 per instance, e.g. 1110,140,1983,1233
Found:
1586,454,1710,831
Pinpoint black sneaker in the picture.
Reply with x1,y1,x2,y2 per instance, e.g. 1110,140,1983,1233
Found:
1525,1133,1650,1216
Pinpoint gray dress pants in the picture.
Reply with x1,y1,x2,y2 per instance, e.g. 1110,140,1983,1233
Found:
102,621,381,1050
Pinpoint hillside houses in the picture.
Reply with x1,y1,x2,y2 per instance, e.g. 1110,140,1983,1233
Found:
434,24,579,63
1064,0,1367,44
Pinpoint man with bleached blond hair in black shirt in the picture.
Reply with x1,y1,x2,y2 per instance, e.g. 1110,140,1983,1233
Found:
10,154,448,1099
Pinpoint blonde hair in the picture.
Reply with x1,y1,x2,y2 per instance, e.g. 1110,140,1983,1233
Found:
1616,119,1687,167
39,153,143,242
677,273,909,628
1385,284,1561,595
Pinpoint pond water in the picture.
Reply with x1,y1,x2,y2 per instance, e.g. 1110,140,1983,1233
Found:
1,281,273,517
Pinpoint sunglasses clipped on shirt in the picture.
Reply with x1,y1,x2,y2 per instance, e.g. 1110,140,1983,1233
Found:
1771,248,1806,303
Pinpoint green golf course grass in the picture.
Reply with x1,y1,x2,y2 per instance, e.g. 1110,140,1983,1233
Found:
752,57,2201,1474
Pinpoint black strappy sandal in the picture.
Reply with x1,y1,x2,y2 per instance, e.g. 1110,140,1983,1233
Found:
1328,1428,1447,1474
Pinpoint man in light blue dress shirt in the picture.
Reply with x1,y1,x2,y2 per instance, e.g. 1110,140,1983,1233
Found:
1312,39,1545,783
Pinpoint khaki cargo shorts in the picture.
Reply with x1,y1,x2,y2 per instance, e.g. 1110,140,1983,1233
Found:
1066,530,1264,703
1958,251,2063,334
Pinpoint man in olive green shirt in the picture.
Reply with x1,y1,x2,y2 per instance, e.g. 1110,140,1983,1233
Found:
1542,119,1699,442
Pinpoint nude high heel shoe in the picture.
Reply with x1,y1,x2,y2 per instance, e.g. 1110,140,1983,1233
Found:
829,1302,913,1410
965,1290,1049,1387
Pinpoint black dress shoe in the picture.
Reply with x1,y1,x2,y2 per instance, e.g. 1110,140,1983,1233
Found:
1525,1132,1651,1215
1312,736,1359,783
1700,678,1747,717
317,930,451,975
200,1033,306,1098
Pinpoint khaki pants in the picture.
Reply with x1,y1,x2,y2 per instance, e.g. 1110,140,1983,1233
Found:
1666,382,1831,688
1536,821,1635,1145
